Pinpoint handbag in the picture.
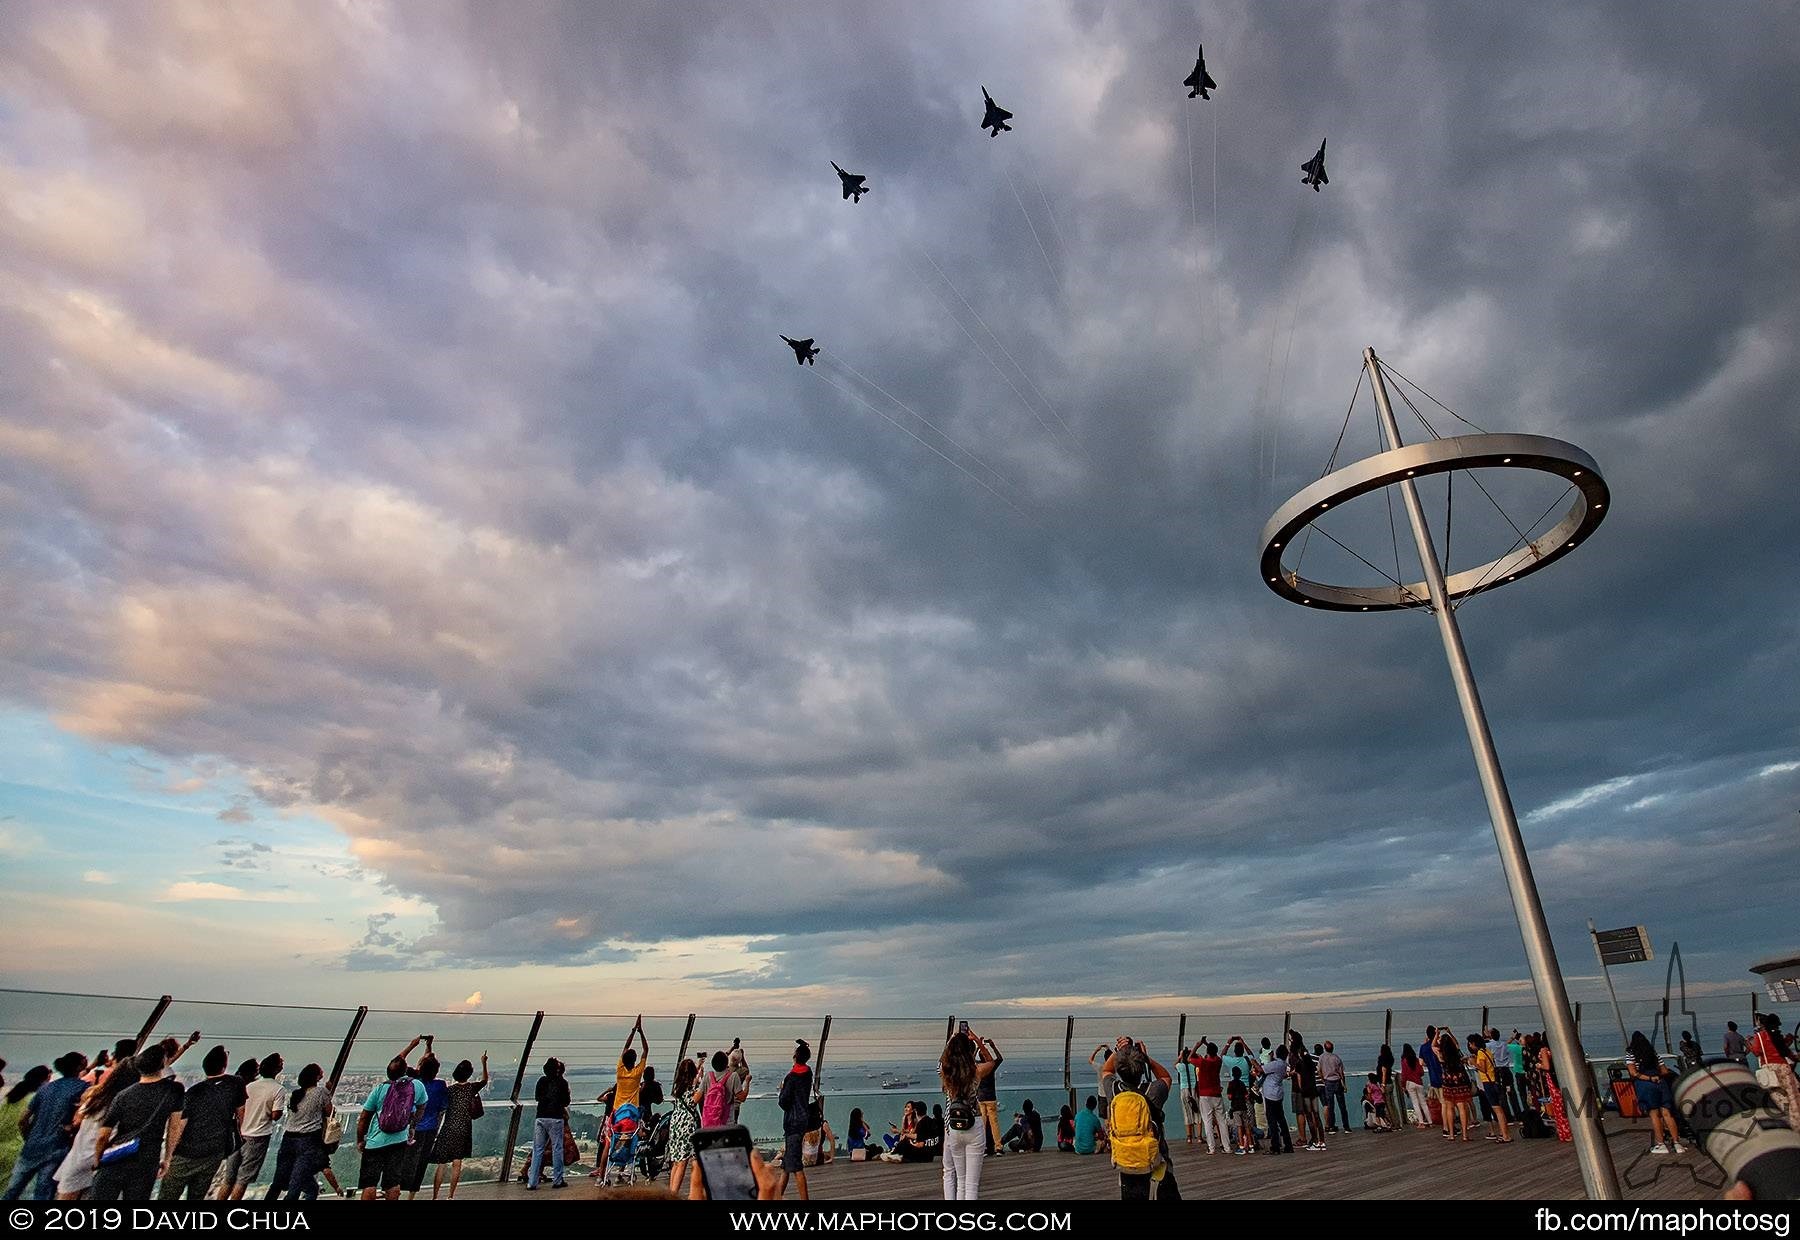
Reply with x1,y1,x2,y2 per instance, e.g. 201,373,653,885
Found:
850,1147,868,1162
468,1089,485,1120
97,1137,140,1166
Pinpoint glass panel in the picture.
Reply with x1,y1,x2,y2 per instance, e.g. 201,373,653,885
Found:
0,987,166,1073
7,984,1793,1191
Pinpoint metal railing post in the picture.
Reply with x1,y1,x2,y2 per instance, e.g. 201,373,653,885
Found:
676,1014,696,1067
945,1015,956,1043
1481,1005,1490,1034
1282,1010,1291,1043
1063,1016,1075,1115
327,1006,368,1094
1384,1009,1393,1049
815,1016,832,1096
1173,1007,1188,1137
134,995,173,1053
497,1011,545,1186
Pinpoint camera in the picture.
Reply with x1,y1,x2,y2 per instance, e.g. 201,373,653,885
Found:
1673,1058,1800,1199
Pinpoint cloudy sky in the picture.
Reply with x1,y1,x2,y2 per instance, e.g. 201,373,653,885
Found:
1,0,1796,1020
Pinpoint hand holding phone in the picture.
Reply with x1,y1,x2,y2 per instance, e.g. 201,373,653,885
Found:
692,1125,759,1200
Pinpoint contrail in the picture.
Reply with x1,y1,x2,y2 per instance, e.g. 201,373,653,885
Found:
810,364,1029,518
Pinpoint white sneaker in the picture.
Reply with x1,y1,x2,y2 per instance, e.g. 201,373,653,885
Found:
1651,1144,1671,1155
1673,1142,1687,1153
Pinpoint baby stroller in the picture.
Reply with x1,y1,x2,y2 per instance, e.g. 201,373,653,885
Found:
636,1111,671,1182
600,1102,643,1186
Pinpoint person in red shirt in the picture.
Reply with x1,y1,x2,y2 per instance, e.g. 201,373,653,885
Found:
1191,1041,1227,1154
1749,1014,1800,1132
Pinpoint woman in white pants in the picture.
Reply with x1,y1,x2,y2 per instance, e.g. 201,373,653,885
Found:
939,1030,998,1200
1399,1044,1433,1129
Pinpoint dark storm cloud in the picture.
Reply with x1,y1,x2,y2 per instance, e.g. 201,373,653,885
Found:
0,0,1794,1010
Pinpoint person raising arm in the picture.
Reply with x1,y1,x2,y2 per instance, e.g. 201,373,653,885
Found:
615,1017,650,1114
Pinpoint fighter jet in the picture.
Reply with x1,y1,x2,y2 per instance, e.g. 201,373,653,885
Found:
780,335,820,366
1301,138,1328,191
1184,45,1217,99
831,161,869,203
980,87,1013,137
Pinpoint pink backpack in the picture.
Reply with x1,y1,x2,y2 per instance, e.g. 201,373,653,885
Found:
701,1069,733,1127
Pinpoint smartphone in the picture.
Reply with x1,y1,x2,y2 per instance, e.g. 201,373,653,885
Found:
958,1021,971,1038
693,1125,758,1200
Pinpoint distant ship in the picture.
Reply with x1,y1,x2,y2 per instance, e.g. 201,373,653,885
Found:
879,1076,919,1090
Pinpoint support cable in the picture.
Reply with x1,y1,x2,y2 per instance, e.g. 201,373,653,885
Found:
1379,361,1490,434
1452,484,1578,610
1295,367,1368,579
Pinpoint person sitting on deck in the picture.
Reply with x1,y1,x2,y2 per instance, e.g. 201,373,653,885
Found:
802,1114,836,1167
845,1108,872,1161
881,1102,916,1153
1055,1105,1075,1152
1000,1100,1042,1152
913,1102,943,1161
879,1102,934,1163
1072,1095,1106,1155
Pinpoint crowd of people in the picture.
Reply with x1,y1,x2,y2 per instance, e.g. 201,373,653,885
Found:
2,1010,1795,1203
0,1029,490,1202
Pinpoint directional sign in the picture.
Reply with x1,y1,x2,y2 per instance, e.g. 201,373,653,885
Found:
1593,925,1652,966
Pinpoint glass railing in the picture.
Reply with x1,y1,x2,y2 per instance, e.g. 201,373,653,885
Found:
2,985,1791,1183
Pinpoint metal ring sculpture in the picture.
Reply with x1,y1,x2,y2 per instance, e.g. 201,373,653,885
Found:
1258,433,1609,612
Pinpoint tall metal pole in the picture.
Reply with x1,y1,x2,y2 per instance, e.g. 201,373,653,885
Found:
497,1011,545,1186
327,1006,369,1094
676,1013,697,1068
1588,919,1631,1054
1063,1017,1075,1117
1174,1013,1191,1140
133,995,173,1054
815,1016,833,1099
1365,347,1620,1199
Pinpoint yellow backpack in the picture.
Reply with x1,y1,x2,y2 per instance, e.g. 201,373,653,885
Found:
1108,1087,1158,1175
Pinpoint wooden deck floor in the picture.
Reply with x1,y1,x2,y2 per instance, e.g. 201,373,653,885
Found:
462,1119,1718,1201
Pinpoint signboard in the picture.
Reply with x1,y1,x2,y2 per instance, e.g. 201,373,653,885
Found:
1769,977,1799,1004
1593,925,1653,966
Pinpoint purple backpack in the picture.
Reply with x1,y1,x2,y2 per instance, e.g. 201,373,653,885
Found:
376,1079,415,1135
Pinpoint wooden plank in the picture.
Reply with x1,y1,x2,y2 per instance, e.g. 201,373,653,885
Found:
459,1118,1712,1202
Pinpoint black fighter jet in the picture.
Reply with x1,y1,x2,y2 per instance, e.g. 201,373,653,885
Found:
1302,138,1329,191
780,335,820,366
831,161,869,203
1184,45,1217,99
980,87,1013,137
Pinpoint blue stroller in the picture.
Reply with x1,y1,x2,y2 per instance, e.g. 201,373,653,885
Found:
601,1102,644,1186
